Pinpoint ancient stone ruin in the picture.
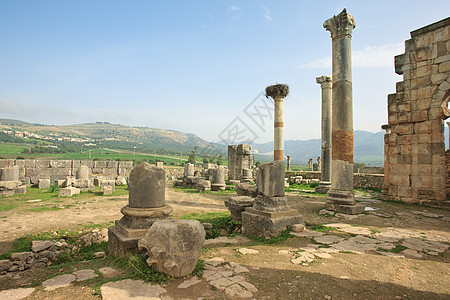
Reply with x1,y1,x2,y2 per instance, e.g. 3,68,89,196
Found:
0,166,26,196
241,161,303,238
323,9,364,215
108,162,172,257
138,219,205,278
383,17,450,206
316,75,333,193
266,84,289,162
227,144,254,182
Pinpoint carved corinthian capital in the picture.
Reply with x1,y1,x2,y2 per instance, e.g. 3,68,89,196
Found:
265,84,289,99
316,75,332,88
323,8,356,39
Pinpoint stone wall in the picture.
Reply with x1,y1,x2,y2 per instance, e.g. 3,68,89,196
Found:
0,159,133,185
383,17,450,204
364,167,384,174
286,171,384,190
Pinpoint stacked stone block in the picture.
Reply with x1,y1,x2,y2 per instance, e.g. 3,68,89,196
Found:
384,17,450,204
228,144,253,181
0,159,133,187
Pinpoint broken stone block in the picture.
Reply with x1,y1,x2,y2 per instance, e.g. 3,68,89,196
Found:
58,187,81,197
38,179,51,189
115,176,127,186
31,240,54,252
235,182,257,198
138,219,205,277
102,185,113,195
224,196,254,222
196,179,211,192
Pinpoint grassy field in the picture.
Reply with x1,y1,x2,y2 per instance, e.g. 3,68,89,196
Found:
0,185,129,212
0,144,29,156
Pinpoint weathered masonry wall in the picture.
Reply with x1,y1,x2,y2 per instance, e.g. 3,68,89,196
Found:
0,159,133,184
286,171,384,190
383,17,450,205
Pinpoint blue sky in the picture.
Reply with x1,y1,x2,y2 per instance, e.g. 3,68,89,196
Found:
1,1,449,144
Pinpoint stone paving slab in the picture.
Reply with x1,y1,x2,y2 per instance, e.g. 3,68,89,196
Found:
101,279,166,300
0,288,35,299
42,274,76,291
73,269,98,281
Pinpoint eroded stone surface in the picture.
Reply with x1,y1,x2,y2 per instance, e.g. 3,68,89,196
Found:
0,288,35,300
73,269,98,281
101,279,166,300
42,274,76,291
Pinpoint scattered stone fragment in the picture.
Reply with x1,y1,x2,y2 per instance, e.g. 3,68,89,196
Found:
319,209,335,216
99,267,121,279
314,252,333,259
225,283,253,298
335,213,359,220
234,265,249,273
73,269,98,281
204,257,225,267
290,224,305,232
314,235,344,245
0,288,35,300
177,277,201,288
26,199,41,203
290,230,324,238
31,240,54,252
291,252,315,264
204,235,250,246
238,248,259,255
377,251,405,258
42,274,76,291
339,276,349,280
401,249,423,259
101,279,166,300
325,223,372,235
0,259,13,272
94,251,106,258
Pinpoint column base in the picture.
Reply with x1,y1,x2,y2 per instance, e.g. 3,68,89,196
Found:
211,183,226,191
325,203,365,215
108,226,146,257
241,207,303,239
315,181,331,194
326,189,355,205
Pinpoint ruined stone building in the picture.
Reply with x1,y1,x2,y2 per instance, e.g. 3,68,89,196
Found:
383,17,450,206
227,144,253,181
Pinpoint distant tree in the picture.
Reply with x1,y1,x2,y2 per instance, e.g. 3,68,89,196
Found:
209,154,217,164
202,156,209,164
255,161,261,168
216,154,223,166
188,146,199,164
313,163,318,171
354,162,366,173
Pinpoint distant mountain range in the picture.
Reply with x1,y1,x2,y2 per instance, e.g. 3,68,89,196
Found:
7,117,444,167
251,130,385,166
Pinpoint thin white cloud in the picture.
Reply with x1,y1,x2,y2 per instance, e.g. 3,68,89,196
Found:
262,6,272,21
300,42,404,69
202,11,214,21
227,6,241,13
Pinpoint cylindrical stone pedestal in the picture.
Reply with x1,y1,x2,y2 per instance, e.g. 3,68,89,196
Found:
315,75,332,194
265,84,289,162
323,9,362,214
76,166,89,180
210,167,226,191
184,163,194,177
109,162,172,257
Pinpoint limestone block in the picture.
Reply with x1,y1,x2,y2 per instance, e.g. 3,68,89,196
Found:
94,161,107,168
0,166,19,181
50,160,71,168
138,220,205,277
256,161,285,197
115,176,127,186
156,162,164,169
195,180,211,192
80,161,94,168
24,159,36,168
224,196,254,222
125,161,133,168
15,186,27,195
107,160,118,168
102,186,113,196
76,166,89,180
58,187,80,197
235,183,257,198
36,160,50,168
38,179,51,189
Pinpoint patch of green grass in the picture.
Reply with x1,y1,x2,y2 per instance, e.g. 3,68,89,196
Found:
179,211,240,239
311,225,336,232
339,250,356,254
26,206,62,212
377,245,407,253
248,229,293,246
0,202,19,211
192,259,205,278
173,185,235,194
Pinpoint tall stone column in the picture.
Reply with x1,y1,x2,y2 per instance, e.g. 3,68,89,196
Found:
323,9,363,214
266,84,289,161
286,156,291,171
315,75,332,194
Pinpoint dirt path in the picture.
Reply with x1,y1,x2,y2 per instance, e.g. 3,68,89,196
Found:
0,186,449,299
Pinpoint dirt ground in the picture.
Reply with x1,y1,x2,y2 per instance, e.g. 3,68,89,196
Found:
0,184,449,299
